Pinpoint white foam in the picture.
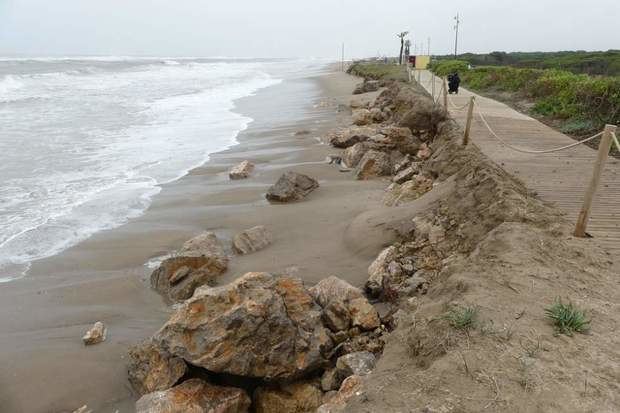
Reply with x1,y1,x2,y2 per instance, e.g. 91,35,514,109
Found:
0,58,300,282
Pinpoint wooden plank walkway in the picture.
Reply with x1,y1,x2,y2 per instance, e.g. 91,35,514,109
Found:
418,70,620,255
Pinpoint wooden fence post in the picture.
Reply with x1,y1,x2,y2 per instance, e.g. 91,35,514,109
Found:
574,124,617,237
443,77,448,109
407,65,412,83
431,73,435,99
417,69,421,83
462,96,476,146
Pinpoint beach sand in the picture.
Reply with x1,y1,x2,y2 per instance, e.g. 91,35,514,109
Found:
0,66,387,412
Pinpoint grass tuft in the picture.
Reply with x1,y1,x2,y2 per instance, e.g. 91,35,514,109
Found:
545,299,590,336
443,306,478,330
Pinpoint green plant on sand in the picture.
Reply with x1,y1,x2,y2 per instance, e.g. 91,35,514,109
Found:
545,299,590,336
443,306,478,330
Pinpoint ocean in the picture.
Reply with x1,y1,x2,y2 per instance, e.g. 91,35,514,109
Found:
0,57,326,282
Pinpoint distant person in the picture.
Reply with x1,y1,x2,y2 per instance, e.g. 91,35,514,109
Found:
448,72,461,94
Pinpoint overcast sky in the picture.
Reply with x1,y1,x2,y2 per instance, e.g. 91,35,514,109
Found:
1,0,618,58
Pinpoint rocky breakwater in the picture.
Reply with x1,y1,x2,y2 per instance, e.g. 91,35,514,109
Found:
125,76,450,412
129,272,386,412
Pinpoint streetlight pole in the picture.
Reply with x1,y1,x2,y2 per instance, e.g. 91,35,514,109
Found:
454,13,460,58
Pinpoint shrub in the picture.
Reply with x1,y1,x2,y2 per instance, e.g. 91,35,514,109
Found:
443,306,478,330
347,61,408,82
429,60,469,77
545,299,590,336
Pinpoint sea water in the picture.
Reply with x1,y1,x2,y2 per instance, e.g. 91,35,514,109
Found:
0,57,326,282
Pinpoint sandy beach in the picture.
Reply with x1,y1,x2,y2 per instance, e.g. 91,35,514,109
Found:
0,65,387,412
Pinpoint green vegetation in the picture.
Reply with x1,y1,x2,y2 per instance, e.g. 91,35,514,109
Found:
434,50,620,76
545,299,590,336
443,306,478,330
428,59,469,77
429,60,620,134
347,61,408,82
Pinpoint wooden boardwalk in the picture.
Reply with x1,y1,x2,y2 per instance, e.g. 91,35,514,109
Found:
418,70,620,255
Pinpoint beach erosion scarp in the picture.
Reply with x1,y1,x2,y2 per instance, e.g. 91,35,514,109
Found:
127,67,620,413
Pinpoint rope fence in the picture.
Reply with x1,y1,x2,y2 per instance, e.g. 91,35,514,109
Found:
420,71,619,238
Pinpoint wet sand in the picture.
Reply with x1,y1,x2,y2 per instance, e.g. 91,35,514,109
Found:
0,66,388,412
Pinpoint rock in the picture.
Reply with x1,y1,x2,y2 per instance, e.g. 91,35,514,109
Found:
229,160,255,180
398,98,447,132
151,232,228,303
254,382,322,413
310,276,364,308
321,369,342,392
128,340,187,396
352,109,372,126
154,272,332,380
392,165,417,184
380,126,421,155
341,142,370,168
392,155,411,175
366,246,398,297
179,232,229,265
316,375,363,413
336,351,376,378
135,379,250,413
399,276,429,297
232,225,273,255
370,107,385,123
265,172,319,203
349,99,367,109
82,321,106,346
355,150,392,180
323,300,351,332
383,175,434,207
353,80,380,95
416,143,432,160
328,126,376,149
348,298,380,331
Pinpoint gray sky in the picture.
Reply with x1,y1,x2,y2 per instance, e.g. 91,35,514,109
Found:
1,0,618,58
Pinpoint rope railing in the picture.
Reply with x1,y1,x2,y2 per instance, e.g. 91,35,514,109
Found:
476,104,604,154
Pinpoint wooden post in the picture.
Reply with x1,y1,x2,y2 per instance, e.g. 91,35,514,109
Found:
462,96,476,145
431,72,435,99
574,124,617,237
443,77,448,109
417,69,421,83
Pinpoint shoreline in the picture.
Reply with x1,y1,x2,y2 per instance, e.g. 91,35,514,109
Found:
0,64,381,412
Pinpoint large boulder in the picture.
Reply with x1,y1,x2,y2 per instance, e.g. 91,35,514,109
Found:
335,352,376,379
398,98,447,132
265,172,319,203
328,126,376,149
310,276,364,308
128,340,187,396
355,150,392,180
380,126,422,155
370,107,385,123
154,272,332,380
254,382,323,413
352,109,372,126
232,225,273,255
310,276,379,333
150,232,228,303
342,142,371,169
352,80,380,95
366,246,398,297
229,160,255,180
316,376,363,413
383,175,433,207
135,379,250,413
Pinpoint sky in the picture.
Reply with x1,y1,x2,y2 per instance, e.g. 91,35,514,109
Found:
0,0,618,58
